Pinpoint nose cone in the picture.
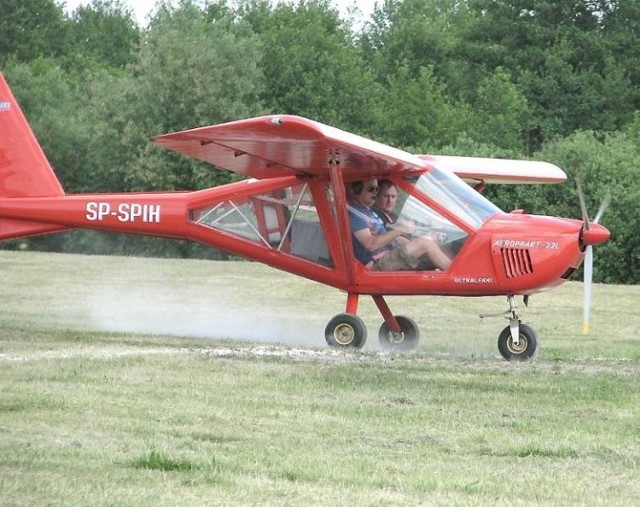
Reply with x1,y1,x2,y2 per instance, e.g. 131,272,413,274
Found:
582,223,610,247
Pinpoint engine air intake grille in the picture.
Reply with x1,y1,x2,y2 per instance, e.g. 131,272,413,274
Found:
501,248,533,278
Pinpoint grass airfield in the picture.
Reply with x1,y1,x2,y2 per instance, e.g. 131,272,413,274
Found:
1,251,639,505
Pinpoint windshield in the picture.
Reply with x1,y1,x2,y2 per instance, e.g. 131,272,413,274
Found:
406,167,503,229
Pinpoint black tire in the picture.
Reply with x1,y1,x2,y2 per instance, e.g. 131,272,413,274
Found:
325,313,367,348
497,323,539,361
378,315,420,352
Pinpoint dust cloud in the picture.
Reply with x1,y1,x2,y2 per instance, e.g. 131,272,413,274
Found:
84,285,330,348
84,287,386,352
68,256,386,352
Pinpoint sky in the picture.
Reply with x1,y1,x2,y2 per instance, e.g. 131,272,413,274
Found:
62,0,377,27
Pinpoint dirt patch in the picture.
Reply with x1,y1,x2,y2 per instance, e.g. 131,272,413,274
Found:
1,343,637,376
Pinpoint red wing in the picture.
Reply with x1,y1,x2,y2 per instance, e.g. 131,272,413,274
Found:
153,115,429,179
419,155,567,185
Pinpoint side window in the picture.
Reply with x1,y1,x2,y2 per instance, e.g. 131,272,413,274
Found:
191,183,333,267
398,192,469,255
399,193,468,253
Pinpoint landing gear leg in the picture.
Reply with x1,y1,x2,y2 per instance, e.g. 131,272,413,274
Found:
506,295,521,347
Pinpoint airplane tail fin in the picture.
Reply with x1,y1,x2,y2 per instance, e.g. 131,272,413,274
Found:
0,73,68,240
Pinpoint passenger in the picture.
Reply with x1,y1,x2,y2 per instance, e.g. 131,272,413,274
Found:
347,178,451,271
372,178,399,227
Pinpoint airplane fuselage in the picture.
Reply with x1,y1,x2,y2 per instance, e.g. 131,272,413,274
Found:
0,177,605,298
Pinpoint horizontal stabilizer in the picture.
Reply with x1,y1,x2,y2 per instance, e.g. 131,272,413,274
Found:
0,219,68,241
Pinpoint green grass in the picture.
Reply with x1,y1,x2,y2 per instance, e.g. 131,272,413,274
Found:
1,251,639,505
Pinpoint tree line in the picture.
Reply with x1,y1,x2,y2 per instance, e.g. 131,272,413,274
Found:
1,0,638,283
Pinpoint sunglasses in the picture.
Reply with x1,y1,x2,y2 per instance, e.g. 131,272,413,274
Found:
367,186,379,193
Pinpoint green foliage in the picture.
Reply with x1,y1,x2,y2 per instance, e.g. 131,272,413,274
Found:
63,0,265,195
66,0,141,70
361,0,468,82
460,0,640,149
139,1,264,132
242,0,381,133
373,64,465,150
471,67,530,152
1,0,639,282
622,111,640,148
0,0,70,67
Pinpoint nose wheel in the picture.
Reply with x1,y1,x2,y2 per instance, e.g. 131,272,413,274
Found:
480,295,541,361
497,323,539,361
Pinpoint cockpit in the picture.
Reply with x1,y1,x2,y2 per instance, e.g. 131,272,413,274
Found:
187,165,504,271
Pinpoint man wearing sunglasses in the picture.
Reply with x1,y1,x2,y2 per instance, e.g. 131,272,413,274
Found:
347,178,451,271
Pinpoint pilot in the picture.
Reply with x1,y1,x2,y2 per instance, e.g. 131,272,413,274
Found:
347,178,451,271
372,178,399,227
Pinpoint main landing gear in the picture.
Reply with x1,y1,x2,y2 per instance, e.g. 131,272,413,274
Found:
325,293,540,360
324,294,420,352
480,294,540,361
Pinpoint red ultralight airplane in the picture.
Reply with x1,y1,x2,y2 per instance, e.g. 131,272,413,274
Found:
0,73,610,360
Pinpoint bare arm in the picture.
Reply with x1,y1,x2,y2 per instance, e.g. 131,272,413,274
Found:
354,227,405,252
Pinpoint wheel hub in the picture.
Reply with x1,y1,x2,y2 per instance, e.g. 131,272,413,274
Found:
386,331,405,344
334,323,355,345
507,335,528,354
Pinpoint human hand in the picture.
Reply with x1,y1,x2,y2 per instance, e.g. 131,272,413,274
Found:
390,219,415,236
